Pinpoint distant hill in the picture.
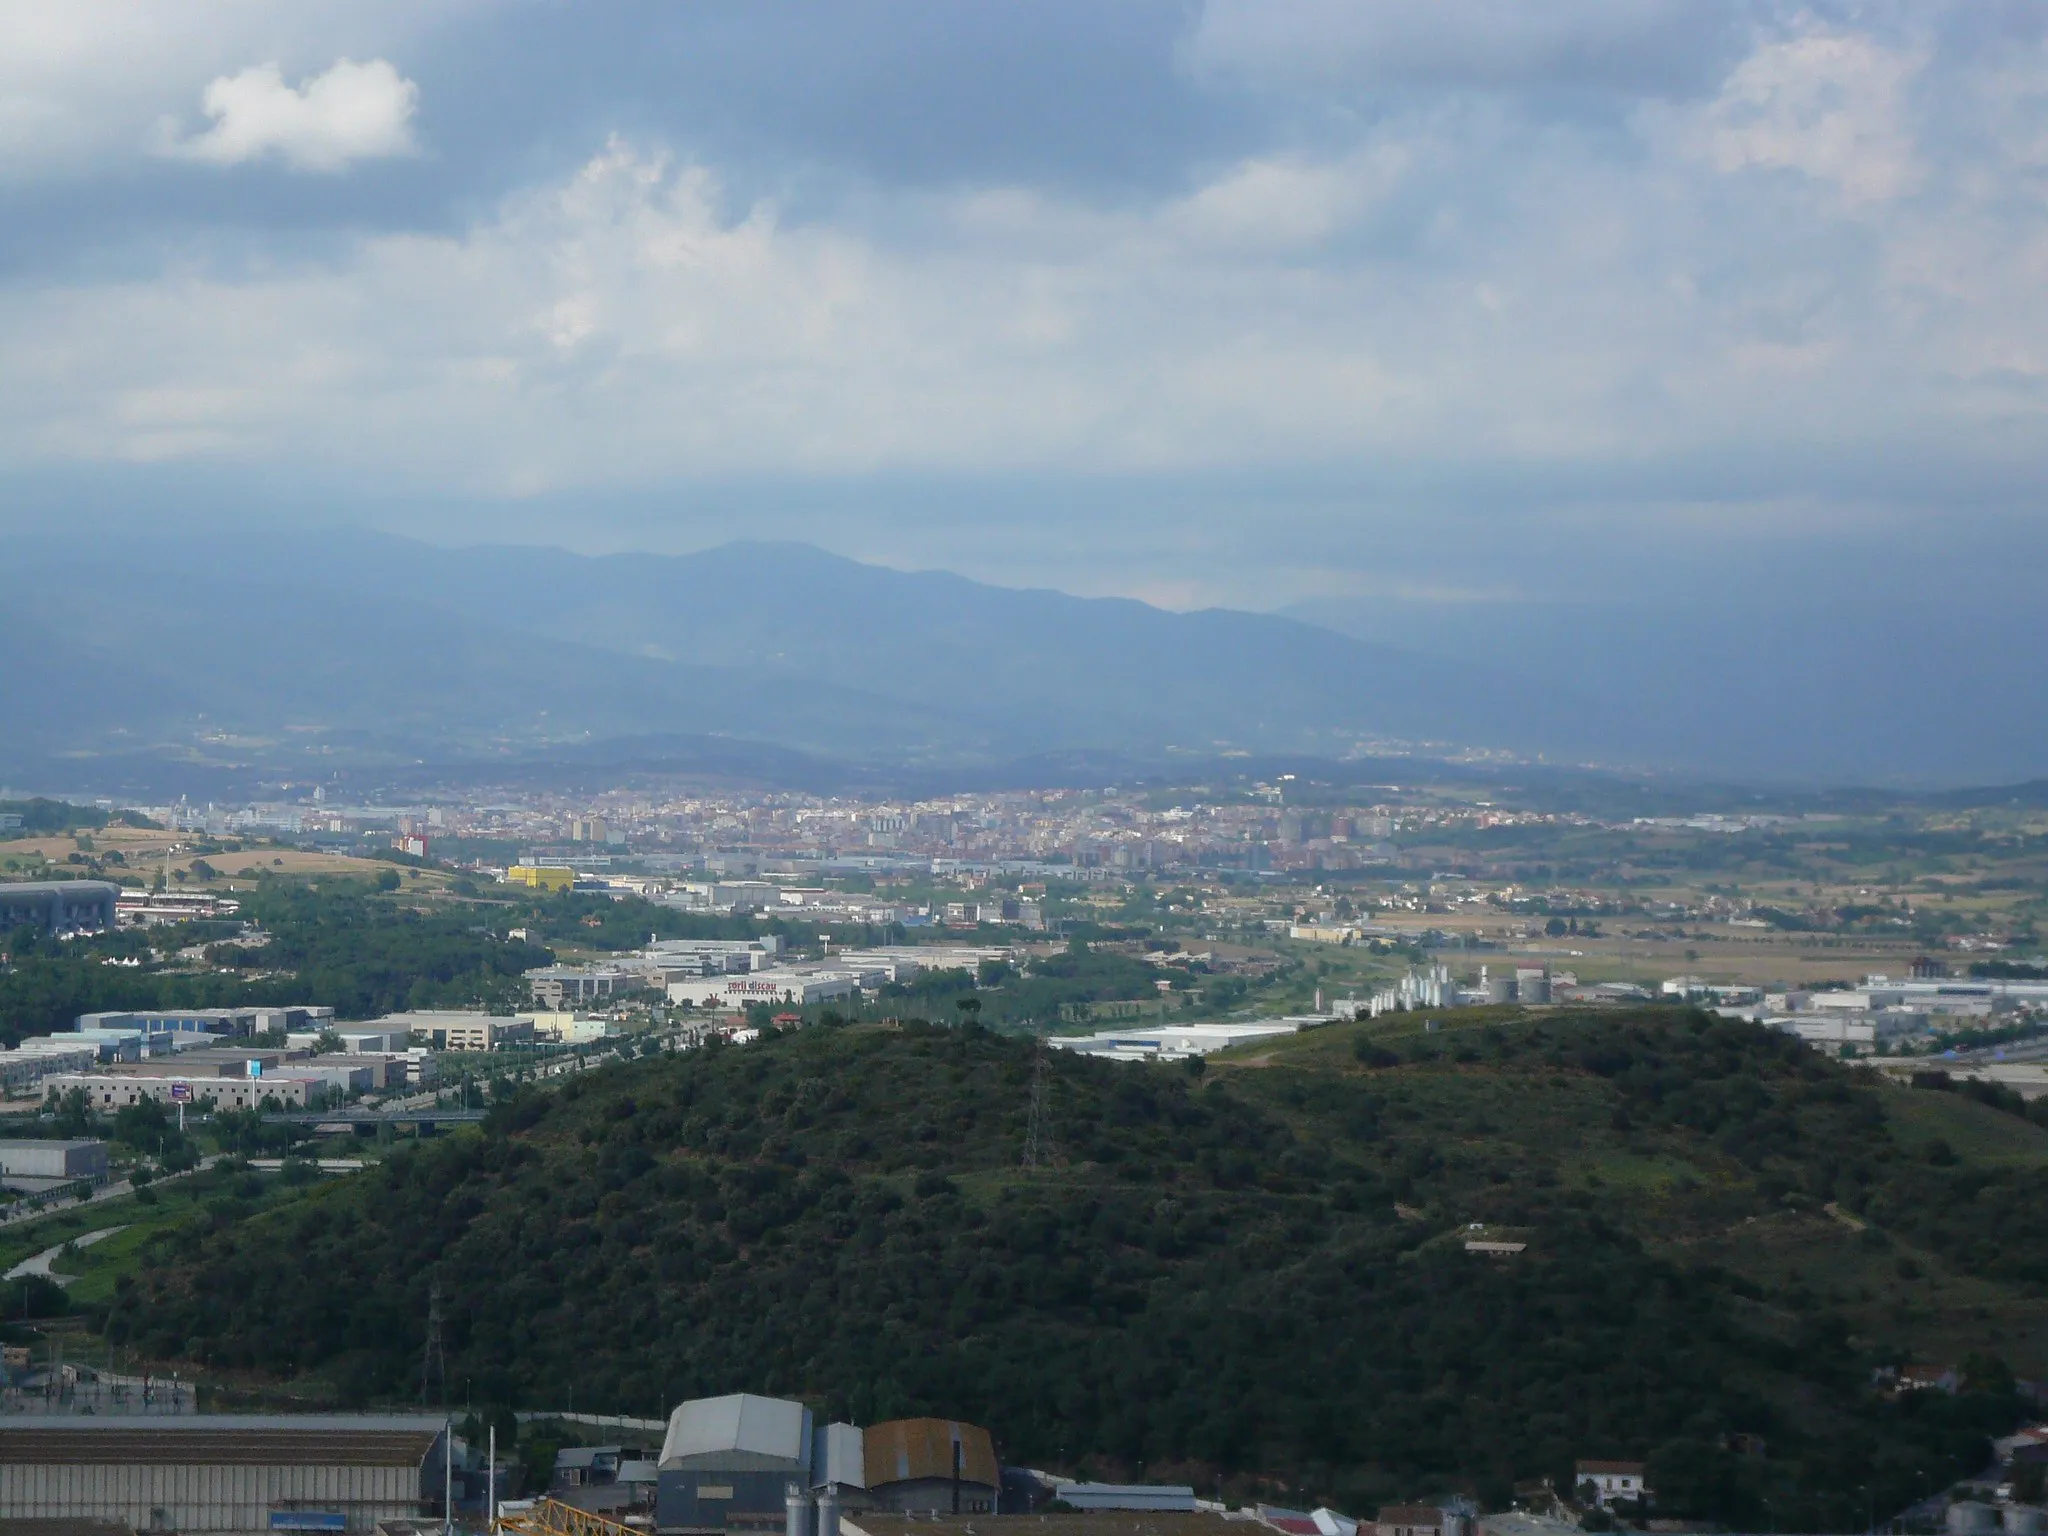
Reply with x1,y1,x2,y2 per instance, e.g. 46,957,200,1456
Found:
129,1009,2029,1522
1284,584,2048,785
0,531,1600,787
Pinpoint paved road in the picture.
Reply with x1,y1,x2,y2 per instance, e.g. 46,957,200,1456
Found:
0,1154,223,1231
4,1224,128,1282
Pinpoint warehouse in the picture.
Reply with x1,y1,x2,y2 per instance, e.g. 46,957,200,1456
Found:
862,1420,998,1515
0,1415,449,1534
0,1141,108,1183
0,882,118,936
657,1394,813,1533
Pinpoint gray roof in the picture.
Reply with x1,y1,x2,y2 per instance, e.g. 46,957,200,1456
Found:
0,1415,446,1468
812,1423,865,1490
659,1395,809,1469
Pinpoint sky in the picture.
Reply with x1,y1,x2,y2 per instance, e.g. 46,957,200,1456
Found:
2,0,2045,615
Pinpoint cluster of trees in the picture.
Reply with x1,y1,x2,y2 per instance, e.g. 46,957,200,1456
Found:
872,940,1177,1030
0,798,123,836
0,880,558,1043
239,882,553,1017
128,1010,2028,1525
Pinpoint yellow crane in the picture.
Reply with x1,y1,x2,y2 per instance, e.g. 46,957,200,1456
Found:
495,1499,648,1536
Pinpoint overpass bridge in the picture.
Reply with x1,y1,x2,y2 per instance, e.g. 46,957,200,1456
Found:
267,1107,489,1127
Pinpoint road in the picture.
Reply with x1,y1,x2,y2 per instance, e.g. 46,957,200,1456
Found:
0,1154,223,1231
4,1224,128,1282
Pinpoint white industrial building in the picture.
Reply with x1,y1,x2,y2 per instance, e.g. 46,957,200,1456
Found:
0,1140,108,1186
0,1415,450,1534
668,970,867,1009
1048,1018,1310,1062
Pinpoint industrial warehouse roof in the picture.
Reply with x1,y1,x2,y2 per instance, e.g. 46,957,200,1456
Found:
659,1395,809,1469
0,1415,445,1466
812,1422,864,1491
861,1419,998,1490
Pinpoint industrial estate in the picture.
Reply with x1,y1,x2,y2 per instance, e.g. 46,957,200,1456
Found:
0,768,2043,1536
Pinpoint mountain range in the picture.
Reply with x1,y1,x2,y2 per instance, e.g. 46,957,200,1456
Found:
0,531,1595,793
2,528,2041,792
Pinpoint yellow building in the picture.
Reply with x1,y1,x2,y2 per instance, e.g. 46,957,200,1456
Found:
507,864,577,893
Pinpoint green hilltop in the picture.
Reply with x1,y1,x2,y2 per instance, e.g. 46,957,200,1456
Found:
123,1009,2048,1525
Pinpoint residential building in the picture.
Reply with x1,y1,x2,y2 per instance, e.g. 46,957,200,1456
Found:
1377,1506,1450,1536
1575,1462,1650,1509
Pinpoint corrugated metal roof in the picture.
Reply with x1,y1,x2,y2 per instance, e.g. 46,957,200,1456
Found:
0,1417,443,1468
862,1420,997,1491
660,1395,808,1466
812,1423,864,1490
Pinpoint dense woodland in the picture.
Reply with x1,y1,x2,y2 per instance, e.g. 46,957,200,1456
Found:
124,1010,2036,1526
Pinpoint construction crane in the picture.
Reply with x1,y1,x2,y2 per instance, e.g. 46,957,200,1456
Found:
495,1498,648,1536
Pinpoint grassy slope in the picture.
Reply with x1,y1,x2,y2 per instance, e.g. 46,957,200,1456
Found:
108,1010,2046,1526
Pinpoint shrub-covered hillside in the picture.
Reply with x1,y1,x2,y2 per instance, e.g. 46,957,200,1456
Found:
127,1011,2036,1525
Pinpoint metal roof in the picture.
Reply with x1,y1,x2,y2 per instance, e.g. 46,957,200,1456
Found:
0,1415,444,1468
812,1422,865,1490
862,1420,997,1491
659,1395,809,1467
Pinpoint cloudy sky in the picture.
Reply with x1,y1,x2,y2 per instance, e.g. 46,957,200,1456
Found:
2,0,2044,612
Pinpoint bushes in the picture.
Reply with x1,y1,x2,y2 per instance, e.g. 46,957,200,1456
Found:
128,1012,2024,1523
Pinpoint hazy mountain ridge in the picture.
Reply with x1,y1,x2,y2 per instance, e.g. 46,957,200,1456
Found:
0,531,1598,784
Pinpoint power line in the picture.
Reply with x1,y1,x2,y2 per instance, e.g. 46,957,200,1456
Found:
1023,1038,1052,1170
421,1280,448,1408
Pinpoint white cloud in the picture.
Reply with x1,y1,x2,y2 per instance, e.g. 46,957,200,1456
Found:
159,57,419,171
1703,25,1927,203
0,10,2041,522
0,1,455,181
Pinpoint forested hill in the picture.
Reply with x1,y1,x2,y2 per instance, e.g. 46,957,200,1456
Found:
129,1011,2046,1525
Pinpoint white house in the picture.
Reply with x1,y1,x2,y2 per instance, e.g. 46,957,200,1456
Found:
1576,1461,1650,1509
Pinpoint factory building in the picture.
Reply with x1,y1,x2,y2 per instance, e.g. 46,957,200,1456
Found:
0,1415,450,1534
657,1395,814,1533
74,1007,335,1039
665,973,863,1010
0,1140,108,1186
507,866,577,893
0,881,119,935
861,1420,998,1515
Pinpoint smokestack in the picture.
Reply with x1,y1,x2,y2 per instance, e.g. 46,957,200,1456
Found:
953,1437,962,1515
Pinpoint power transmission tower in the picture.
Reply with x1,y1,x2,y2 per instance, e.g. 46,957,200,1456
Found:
421,1281,448,1408
1023,1038,1052,1170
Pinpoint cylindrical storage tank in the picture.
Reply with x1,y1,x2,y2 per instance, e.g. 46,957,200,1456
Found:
1486,975,1515,1005
786,1485,811,1536
2004,1508,2046,1533
1950,1502,1998,1533
1520,974,1551,1005
816,1487,840,1536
